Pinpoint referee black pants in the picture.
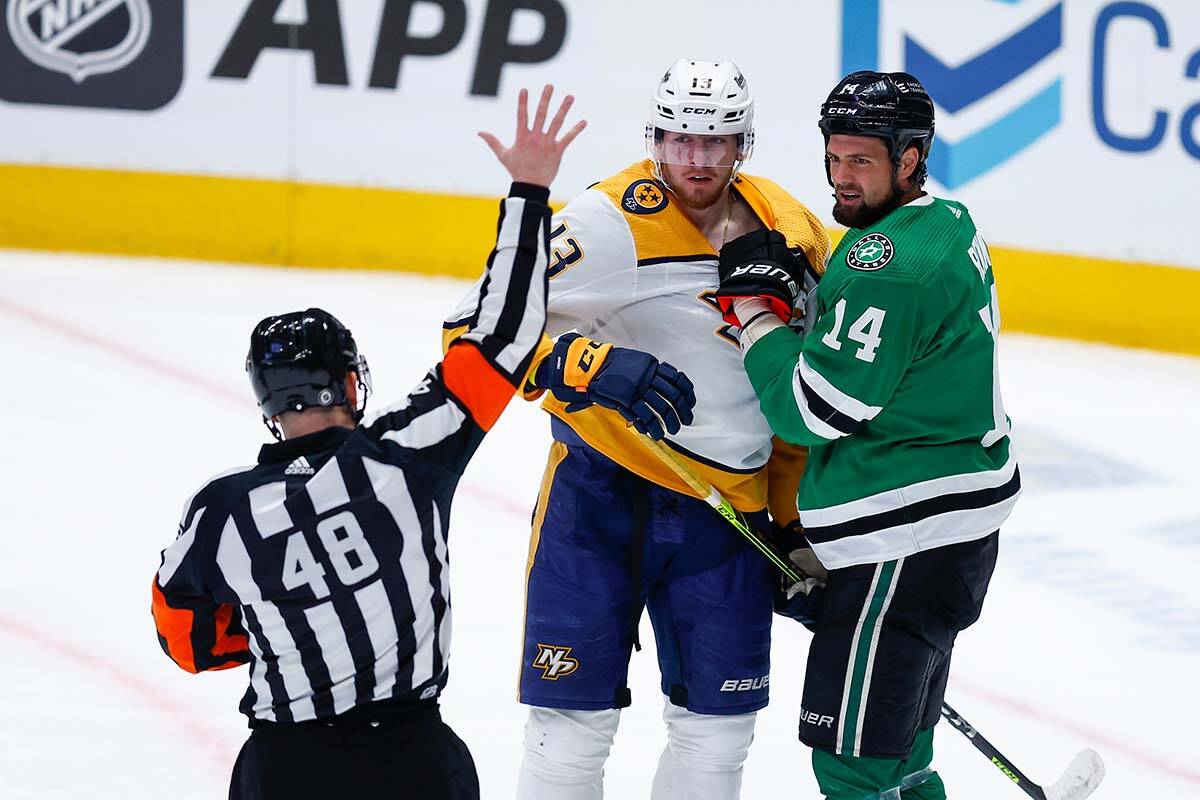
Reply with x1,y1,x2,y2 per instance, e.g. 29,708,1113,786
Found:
229,705,479,800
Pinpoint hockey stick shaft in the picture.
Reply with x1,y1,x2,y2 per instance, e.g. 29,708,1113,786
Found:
940,702,1047,799
637,434,803,582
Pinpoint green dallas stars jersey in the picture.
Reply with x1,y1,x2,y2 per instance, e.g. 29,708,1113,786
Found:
741,195,1019,570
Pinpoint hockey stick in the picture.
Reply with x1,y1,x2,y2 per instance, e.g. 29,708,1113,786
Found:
638,434,1106,800
940,703,1104,800
636,434,803,583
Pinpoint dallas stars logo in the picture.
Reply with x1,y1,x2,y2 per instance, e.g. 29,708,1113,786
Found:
846,233,894,271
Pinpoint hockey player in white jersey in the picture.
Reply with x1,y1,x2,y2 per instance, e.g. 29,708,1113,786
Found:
447,60,830,799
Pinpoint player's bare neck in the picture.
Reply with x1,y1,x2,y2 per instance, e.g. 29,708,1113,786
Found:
719,196,765,247
279,408,356,440
678,194,725,234
681,192,764,252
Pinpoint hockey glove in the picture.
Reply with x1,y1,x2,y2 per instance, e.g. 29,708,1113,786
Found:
771,521,829,631
713,229,811,326
537,333,697,440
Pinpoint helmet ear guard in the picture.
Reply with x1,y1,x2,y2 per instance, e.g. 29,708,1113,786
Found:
246,308,373,440
818,70,936,188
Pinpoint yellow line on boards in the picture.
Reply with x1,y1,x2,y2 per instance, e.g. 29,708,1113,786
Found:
2,163,1198,356
0,162,503,276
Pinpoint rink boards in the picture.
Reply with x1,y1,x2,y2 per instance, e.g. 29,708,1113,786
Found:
3,161,1197,356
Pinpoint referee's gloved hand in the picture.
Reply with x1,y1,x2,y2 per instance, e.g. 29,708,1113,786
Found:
536,333,696,440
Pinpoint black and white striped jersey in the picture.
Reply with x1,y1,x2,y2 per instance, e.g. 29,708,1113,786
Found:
152,183,551,724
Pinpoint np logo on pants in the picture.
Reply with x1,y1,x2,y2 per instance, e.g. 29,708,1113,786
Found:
532,643,579,680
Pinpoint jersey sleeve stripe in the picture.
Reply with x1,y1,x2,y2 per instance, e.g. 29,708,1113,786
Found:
791,365,854,440
157,506,204,586
459,191,551,379
441,342,518,431
797,354,883,423
489,198,548,360
380,395,468,449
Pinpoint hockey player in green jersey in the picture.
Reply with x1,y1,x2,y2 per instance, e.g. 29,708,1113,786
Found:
712,72,1020,798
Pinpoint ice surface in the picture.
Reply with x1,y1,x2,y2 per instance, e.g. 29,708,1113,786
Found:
1,249,1197,798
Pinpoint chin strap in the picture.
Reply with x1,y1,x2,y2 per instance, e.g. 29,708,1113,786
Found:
352,378,370,423
262,415,283,442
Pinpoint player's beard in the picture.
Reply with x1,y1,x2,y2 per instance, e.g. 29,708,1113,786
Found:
663,165,732,210
832,174,906,228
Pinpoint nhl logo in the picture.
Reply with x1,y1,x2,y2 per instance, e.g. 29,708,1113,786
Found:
7,0,151,84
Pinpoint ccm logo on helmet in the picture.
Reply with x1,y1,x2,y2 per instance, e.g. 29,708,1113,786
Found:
681,106,717,115
730,263,798,295
827,107,859,115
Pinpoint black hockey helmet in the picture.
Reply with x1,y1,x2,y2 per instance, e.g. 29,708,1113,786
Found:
246,308,372,437
818,70,936,187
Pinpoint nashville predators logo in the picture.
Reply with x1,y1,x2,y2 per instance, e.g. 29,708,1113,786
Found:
532,643,579,680
622,179,668,215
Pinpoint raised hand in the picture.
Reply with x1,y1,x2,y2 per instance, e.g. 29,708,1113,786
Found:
479,84,587,188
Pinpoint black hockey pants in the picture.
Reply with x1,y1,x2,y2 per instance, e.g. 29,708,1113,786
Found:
229,704,479,800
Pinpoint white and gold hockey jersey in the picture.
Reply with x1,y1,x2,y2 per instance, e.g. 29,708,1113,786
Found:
448,159,829,515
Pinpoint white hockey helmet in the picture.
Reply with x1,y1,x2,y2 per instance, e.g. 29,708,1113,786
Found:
646,59,755,183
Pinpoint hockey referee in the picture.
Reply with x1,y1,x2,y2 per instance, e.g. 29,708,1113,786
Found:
714,72,1019,798
151,86,585,800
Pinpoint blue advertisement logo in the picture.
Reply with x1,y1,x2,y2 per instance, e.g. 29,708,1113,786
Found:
841,0,1063,189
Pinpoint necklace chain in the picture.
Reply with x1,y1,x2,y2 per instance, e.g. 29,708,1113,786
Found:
720,192,734,249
